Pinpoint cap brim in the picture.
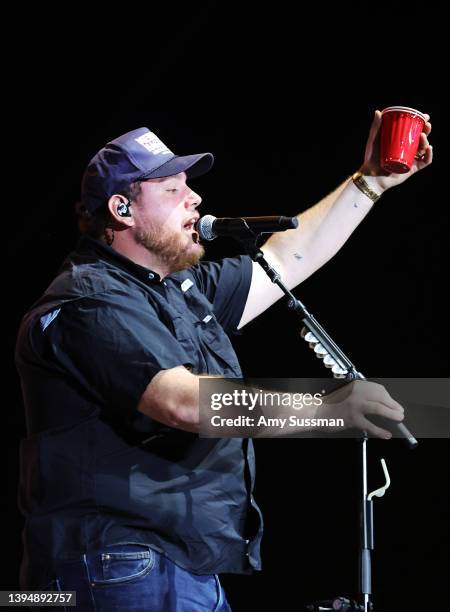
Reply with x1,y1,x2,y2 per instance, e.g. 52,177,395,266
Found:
139,152,214,181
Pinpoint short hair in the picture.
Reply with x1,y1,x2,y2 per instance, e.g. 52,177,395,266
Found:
75,181,143,238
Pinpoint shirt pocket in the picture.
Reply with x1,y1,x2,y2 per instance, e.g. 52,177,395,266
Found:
197,317,242,376
170,315,199,364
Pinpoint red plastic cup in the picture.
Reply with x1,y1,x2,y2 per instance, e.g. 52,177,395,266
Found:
380,106,427,173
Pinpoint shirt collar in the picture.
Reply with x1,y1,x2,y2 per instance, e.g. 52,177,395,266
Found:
74,235,163,285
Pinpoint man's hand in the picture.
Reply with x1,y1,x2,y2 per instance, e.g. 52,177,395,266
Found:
358,110,433,193
319,380,405,439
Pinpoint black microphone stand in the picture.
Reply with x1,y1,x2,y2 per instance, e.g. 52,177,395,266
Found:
234,232,418,612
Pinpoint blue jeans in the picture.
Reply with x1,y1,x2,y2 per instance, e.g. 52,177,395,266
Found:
38,543,232,611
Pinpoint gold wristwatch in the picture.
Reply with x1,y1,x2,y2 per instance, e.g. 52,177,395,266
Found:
351,171,381,203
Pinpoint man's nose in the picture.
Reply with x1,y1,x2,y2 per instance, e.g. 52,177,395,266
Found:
185,189,202,209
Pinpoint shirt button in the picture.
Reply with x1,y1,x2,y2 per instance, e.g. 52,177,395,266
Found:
148,273,155,280
104,554,110,559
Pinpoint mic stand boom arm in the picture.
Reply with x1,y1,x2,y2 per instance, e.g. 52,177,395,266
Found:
243,241,418,448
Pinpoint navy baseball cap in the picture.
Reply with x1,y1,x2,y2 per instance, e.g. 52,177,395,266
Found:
81,127,214,213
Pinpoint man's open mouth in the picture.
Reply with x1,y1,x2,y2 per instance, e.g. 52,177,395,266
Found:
183,219,200,243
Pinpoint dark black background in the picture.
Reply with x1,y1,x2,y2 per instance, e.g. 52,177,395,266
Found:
5,5,449,611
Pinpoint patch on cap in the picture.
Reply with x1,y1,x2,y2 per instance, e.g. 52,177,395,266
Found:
135,132,173,156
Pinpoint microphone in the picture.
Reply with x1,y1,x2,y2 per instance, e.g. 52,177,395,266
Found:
195,215,299,241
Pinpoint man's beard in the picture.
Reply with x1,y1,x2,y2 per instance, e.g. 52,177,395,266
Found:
135,224,205,272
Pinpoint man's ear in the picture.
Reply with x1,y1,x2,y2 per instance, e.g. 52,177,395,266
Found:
107,195,133,225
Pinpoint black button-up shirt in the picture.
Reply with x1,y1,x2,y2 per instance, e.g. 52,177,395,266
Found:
15,236,263,589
